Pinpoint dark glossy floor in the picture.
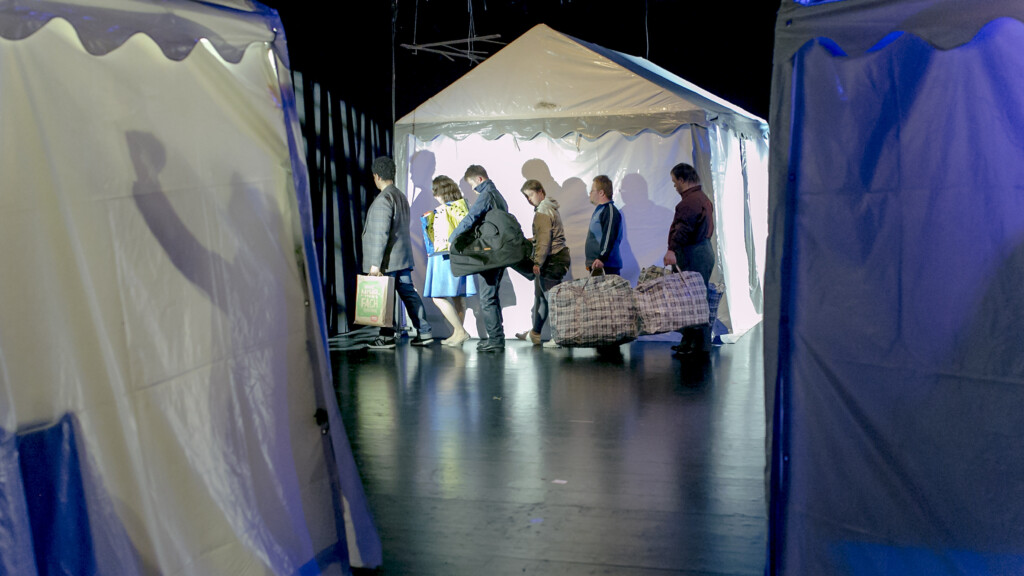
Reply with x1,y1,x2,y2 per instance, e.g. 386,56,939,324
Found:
335,324,766,576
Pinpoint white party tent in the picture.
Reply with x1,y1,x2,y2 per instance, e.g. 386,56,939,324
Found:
395,24,769,342
0,1,379,574
767,1,1024,574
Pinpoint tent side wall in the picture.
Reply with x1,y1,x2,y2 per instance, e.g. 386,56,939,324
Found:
394,119,767,343
768,2,1024,573
0,3,379,573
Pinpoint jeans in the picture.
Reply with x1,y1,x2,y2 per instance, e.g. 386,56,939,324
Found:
675,239,715,352
477,267,505,340
380,269,432,338
532,249,571,334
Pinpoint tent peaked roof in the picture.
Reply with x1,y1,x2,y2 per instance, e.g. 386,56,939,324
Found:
396,23,767,141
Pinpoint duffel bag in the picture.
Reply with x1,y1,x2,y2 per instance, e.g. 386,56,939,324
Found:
549,273,639,347
634,268,709,336
450,209,532,277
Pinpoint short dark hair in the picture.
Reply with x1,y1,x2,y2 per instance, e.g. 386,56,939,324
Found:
671,163,700,184
464,164,489,181
520,179,544,194
593,175,613,200
431,175,463,203
372,156,396,181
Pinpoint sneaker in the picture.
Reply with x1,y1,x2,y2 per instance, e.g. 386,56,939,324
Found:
410,334,434,347
543,339,561,349
368,336,396,349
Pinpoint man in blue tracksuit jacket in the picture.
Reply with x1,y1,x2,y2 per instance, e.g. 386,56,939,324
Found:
585,174,623,275
449,164,509,352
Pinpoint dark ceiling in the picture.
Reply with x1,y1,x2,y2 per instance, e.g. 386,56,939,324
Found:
264,1,780,128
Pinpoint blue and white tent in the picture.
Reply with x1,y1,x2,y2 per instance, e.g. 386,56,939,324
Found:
0,1,379,574
767,1,1024,574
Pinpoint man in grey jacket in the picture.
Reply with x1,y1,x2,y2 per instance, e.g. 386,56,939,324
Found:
362,156,433,349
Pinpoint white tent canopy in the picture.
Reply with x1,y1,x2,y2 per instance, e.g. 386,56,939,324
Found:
0,1,379,574
395,24,769,343
767,1,1024,573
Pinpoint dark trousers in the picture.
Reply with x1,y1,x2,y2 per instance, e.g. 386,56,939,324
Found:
380,269,432,338
477,267,505,340
532,249,571,334
676,239,715,352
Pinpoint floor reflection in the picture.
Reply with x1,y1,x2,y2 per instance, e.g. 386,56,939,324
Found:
335,325,766,575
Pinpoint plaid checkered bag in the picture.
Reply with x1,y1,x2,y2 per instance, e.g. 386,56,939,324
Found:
634,269,709,335
707,282,724,324
549,274,639,347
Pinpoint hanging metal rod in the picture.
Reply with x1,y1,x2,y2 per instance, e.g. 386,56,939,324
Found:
406,34,502,49
401,34,504,62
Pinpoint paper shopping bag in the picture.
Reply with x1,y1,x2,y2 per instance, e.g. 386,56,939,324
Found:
354,275,395,327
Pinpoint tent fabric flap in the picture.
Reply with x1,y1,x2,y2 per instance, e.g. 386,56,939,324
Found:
768,2,1024,573
0,2,378,574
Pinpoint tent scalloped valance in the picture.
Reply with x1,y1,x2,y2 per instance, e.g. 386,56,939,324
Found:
0,0,284,64
399,112,769,144
776,0,1024,59
398,110,722,143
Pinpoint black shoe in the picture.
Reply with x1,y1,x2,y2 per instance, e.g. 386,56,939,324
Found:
672,343,698,355
368,336,397,349
410,334,434,346
671,340,699,353
476,338,490,350
478,338,505,352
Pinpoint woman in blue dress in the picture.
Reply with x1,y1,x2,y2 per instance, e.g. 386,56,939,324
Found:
421,175,477,346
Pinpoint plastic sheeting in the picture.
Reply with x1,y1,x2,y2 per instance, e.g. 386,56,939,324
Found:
767,1,1024,574
0,2,379,574
394,24,768,342
17,415,96,575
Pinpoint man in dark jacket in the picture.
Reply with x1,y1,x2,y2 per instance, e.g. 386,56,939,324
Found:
585,175,624,275
450,165,508,352
664,162,714,357
362,156,433,349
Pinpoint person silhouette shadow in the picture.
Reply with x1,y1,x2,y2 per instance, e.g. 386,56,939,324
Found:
126,130,315,570
619,172,674,283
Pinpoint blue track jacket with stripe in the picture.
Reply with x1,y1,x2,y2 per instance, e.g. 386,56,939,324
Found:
585,201,623,269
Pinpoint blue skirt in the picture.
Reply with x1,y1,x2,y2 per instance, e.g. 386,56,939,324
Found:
424,254,477,298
